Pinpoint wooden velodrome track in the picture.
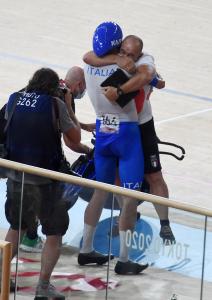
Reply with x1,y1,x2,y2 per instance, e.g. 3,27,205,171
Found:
0,0,212,299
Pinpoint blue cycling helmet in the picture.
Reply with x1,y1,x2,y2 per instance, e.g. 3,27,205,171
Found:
93,22,123,57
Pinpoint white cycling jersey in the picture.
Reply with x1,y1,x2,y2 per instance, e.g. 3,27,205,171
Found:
84,63,138,122
135,53,155,125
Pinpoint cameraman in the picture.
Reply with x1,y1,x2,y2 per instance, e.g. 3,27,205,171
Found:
19,66,95,254
4,68,80,299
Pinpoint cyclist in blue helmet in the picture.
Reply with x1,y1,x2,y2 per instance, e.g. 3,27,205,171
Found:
78,22,154,275
84,34,176,245
93,21,123,57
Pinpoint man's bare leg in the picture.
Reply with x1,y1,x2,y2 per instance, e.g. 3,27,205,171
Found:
35,235,65,299
5,228,25,258
78,189,114,265
145,171,169,219
84,189,109,226
118,197,137,262
39,235,62,281
80,189,108,253
115,196,148,274
3,228,25,292
145,171,175,244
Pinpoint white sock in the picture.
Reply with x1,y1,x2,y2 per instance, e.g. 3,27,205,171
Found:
80,223,96,253
119,230,130,262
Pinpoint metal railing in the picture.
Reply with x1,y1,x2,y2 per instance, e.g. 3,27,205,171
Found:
0,158,211,217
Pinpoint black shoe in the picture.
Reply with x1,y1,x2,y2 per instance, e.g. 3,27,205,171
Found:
114,260,149,275
78,250,114,266
160,225,176,245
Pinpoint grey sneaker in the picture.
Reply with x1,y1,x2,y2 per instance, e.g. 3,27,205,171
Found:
34,282,65,299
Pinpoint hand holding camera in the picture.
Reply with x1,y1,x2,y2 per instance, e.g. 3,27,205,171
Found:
59,79,68,95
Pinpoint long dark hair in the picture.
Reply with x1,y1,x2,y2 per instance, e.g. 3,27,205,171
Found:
25,68,59,96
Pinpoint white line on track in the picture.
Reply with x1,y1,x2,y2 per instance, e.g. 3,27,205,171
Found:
155,108,212,125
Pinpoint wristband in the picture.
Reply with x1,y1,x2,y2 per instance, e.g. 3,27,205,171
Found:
150,76,159,87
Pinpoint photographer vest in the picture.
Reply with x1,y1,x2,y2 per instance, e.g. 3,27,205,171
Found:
6,91,62,171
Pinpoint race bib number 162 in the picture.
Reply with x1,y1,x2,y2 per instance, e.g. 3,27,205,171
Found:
100,114,120,133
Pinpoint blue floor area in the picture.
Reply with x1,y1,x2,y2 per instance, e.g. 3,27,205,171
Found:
0,180,211,282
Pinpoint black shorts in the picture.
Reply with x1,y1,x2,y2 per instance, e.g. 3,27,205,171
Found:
5,179,69,236
139,118,162,174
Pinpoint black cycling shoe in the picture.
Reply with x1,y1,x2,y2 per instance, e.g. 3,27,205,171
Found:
78,250,114,266
160,225,176,245
114,260,149,275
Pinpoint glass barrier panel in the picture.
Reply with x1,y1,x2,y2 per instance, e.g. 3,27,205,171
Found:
15,174,111,300
1,164,211,300
202,216,212,300
0,248,2,297
0,167,24,299
106,202,210,300
0,168,12,244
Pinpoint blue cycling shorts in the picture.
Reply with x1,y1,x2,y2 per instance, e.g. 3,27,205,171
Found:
95,119,144,190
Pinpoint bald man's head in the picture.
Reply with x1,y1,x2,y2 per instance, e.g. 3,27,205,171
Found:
65,66,86,98
120,35,143,62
